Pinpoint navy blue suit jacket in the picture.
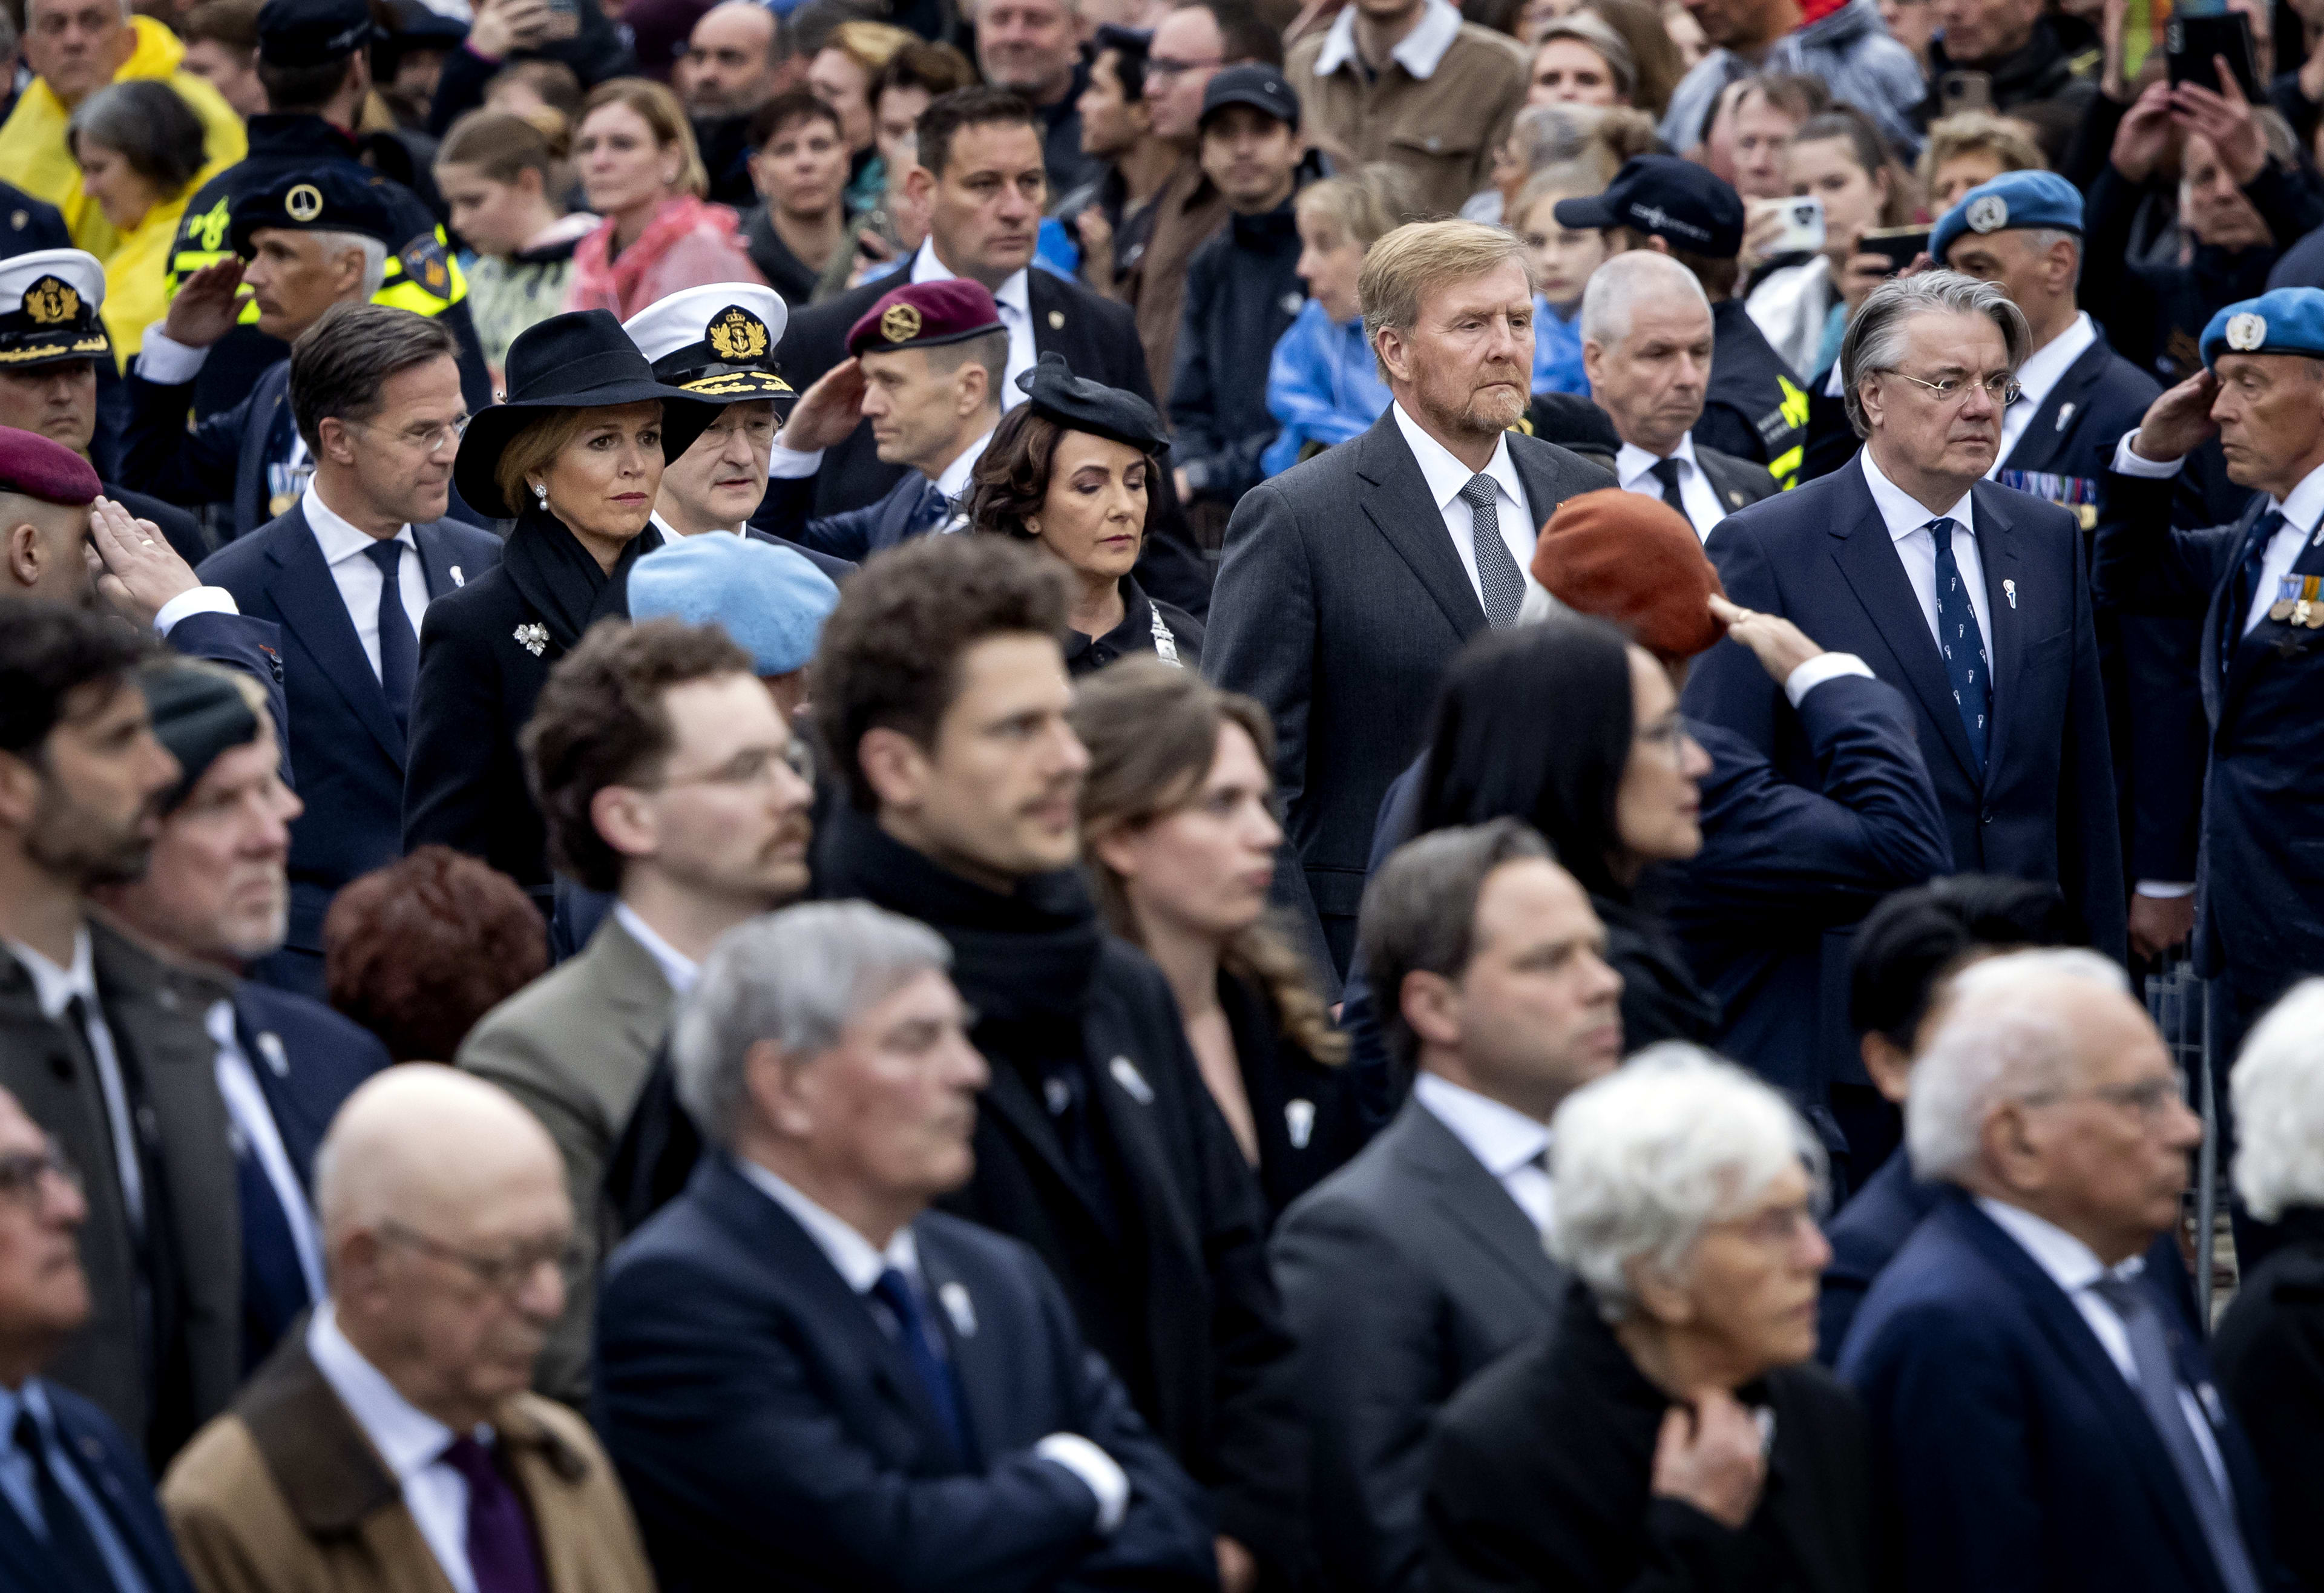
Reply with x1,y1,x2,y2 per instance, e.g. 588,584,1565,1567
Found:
0,1381,194,1593
163,609,289,785
1838,1189,2289,1593
594,1154,1217,1593
1686,458,2127,958
229,982,389,1188
751,468,944,563
197,504,503,959
122,356,294,540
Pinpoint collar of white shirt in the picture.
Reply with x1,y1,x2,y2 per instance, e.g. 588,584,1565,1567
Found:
1860,445,1975,545
611,902,700,996
933,427,997,504
2009,311,2098,420
1616,434,1702,493
1392,401,1523,516
649,513,746,539
2269,458,2324,529
1315,0,1462,77
734,1157,921,1293
1411,1072,1549,1180
1974,1195,2145,1296
302,484,418,568
2,928,94,1022
911,241,1029,321
307,1300,468,1482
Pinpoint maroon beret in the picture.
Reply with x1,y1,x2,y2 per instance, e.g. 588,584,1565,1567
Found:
1531,488,1726,663
847,278,1005,358
0,425,99,508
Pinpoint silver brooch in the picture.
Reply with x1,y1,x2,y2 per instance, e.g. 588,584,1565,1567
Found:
513,622,550,656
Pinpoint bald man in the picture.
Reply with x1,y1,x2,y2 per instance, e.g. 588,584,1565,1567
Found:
159,1068,654,1593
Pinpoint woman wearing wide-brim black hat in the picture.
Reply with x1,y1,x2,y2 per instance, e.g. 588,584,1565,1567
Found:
402,307,719,909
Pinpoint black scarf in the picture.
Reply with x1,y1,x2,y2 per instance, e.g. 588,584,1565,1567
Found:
498,505,662,652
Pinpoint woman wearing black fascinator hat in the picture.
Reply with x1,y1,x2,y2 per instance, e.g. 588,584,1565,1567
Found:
401,307,718,910
969,353,1203,677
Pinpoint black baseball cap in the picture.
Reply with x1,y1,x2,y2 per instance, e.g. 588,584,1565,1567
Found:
1555,155,1745,261
1201,64,1301,132
257,0,382,65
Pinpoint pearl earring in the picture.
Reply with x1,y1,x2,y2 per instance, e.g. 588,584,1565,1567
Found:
533,483,548,508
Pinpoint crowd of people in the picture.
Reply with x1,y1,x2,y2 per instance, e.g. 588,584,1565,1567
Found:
7,0,2324,1585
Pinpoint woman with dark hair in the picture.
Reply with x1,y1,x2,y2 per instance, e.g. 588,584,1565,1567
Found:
65,79,218,366
1072,659,1373,1220
402,309,717,911
323,845,549,1060
970,353,1202,675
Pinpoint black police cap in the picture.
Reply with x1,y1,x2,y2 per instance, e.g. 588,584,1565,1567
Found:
257,0,381,64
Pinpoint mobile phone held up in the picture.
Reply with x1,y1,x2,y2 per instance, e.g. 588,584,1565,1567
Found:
1762,196,1826,257
1859,226,1930,276
2165,11,2261,102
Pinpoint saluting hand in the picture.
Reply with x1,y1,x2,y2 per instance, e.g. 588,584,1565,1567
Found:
1710,593,1823,684
163,258,249,350
1650,1389,1768,1529
86,496,199,629
2131,370,2220,462
776,358,870,454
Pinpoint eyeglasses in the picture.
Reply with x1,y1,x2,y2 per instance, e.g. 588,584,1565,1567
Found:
1146,54,1223,77
0,1138,79,1209
1634,715,1697,760
349,416,473,456
1882,369,2023,407
2018,1069,2188,1123
660,737,816,791
1721,1200,1823,1249
378,1219,584,1296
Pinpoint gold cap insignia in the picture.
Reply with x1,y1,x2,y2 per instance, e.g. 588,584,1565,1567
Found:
21,277,79,326
2226,312,2267,352
880,303,923,343
707,306,769,361
285,183,325,223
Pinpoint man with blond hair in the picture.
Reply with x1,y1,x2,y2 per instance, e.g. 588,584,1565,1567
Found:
1204,218,1613,982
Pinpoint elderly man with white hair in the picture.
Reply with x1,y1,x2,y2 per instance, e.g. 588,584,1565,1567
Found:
2214,979,2324,1589
159,1065,655,1593
1428,1045,1873,1593
593,901,1217,1593
1581,251,1779,543
1840,948,2283,1593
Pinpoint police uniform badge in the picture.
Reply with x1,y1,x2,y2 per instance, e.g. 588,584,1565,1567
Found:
284,183,325,224
1966,194,2008,234
21,277,77,325
2226,312,2267,352
880,303,923,343
707,306,769,361
399,236,451,297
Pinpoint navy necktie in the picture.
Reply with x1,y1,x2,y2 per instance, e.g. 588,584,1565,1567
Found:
1650,456,1688,519
12,1409,116,1591
439,1434,547,1593
2227,508,2286,653
229,1015,310,1375
361,539,418,729
1926,517,1990,770
908,479,951,538
870,1266,975,1464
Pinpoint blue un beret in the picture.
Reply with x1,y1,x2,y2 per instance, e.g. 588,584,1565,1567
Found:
628,534,839,677
2201,287,2324,367
1931,170,2084,268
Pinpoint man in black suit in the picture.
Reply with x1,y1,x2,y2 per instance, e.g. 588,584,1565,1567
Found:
773,86,1209,615
197,303,501,999
1578,250,1778,544
1272,819,1623,1593
1204,218,1613,982
1684,271,2124,973
0,1080,197,1593
596,902,1218,1593
91,663,389,1376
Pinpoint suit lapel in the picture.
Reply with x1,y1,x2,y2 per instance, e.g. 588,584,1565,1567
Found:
1392,1104,1561,1310
1972,483,2026,781
263,508,406,766
913,1227,1005,1466
1824,467,1981,784
412,521,467,602
0,1480,67,1591
2001,338,2106,473
976,1061,1109,1229
591,916,679,1067
1026,272,1065,360
2208,499,2277,715
52,1401,179,1593
1356,412,1488,640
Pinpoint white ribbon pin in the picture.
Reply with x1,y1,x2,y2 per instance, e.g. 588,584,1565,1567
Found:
1109,1056,1155,1105
939,1281,977,1337
2003,580,2017,609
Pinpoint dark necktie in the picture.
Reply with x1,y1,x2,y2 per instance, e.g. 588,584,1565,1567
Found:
438,1435,547,1593
2227,508,2286,654
1460,474,1524,629
908,478,951,539
229,1017,311,1374
12,1409,117,1591
870,1266,976,1465
361,539,418,729
2087,1277,2262,1593
1650,456,1689,519
1926,517,1991,770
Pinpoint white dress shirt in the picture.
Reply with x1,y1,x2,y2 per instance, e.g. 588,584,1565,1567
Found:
767,427,995,526
1859,447,1993,663
1991,312,2098,475
913,243,1034,403
2112,436,2324,642
733,1158,1130,1531
1313,0,1462,77
307,1302,488,1593
1975,1198,2232,1499
206,1000,326,1301
0,1380,153,1593
1411,1072,1554,1235
301,485,430,683
2,932,142,1229
612,903,700,997
1616,433,1727,542
1391,403,1545,611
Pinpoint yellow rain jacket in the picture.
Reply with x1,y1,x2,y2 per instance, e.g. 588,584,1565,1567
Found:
99,158,227,367
0,16,246,261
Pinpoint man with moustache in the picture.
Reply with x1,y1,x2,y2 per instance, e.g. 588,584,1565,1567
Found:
1204,218,1614,982
90,664,389,1376
0,601,241,1468
459,617,816,1406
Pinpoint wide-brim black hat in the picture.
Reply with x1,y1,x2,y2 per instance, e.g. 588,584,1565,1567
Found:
455,309,721,518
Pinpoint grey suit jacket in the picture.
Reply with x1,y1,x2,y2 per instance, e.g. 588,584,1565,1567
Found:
1203,409,1614,982
1270,1096,1566,1593
457,910,672,1404
1696,442,1781,522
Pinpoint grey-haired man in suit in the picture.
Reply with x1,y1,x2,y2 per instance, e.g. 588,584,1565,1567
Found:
1270,819,1624,1593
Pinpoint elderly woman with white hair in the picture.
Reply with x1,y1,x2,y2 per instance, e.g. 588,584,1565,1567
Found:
2216,978,2324,1590
1427,1045,1873,1593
